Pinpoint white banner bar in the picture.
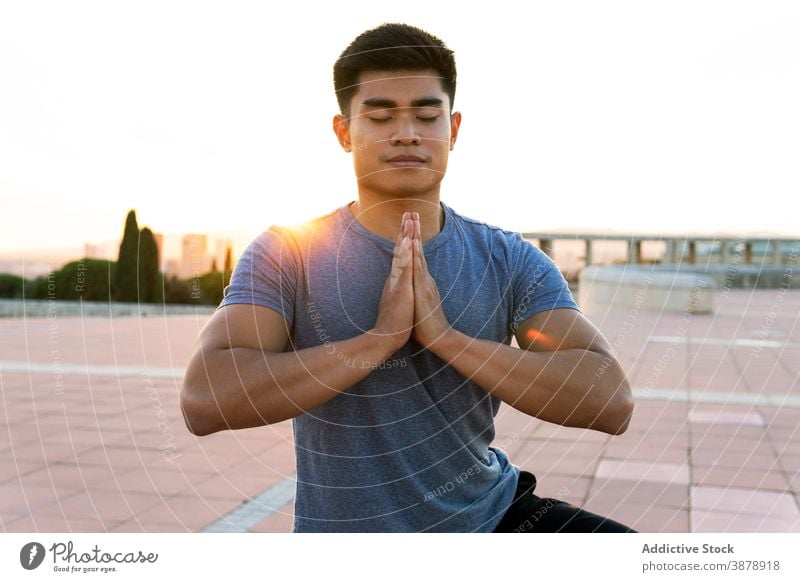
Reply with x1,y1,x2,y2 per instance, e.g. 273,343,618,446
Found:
1,533,798,581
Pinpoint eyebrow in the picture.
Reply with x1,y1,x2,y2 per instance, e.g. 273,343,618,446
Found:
360,97,444,109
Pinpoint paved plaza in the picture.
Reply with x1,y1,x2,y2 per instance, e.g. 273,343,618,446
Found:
1,288,798,533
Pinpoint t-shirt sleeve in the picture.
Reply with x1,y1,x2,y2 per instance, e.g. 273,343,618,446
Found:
217,226,297,327
509,234,580,333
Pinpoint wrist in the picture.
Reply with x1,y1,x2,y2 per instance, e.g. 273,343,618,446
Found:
366,328,407,359
425,326,462,360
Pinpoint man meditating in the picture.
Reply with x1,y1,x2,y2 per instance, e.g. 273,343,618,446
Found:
181,22,636,533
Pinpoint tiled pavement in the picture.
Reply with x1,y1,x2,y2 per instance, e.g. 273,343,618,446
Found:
1,288,798,533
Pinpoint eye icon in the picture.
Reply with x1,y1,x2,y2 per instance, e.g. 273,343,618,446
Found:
20,542,46,570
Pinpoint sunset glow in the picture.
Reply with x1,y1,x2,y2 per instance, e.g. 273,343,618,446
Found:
1,1,797,263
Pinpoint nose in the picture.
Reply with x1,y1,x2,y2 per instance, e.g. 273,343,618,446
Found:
390,117,422,146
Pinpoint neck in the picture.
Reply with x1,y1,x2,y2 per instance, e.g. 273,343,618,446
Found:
351,191,444,244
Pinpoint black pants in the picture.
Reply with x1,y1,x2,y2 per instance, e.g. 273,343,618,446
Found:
493,471,637,533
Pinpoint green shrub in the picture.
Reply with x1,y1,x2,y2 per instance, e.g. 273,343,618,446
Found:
0,273,26,298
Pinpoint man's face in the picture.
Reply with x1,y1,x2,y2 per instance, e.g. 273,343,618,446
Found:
335,68,461,199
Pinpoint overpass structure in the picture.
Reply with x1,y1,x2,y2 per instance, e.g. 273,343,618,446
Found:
520,233,799,267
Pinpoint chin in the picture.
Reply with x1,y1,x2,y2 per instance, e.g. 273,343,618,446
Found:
366,177,444,198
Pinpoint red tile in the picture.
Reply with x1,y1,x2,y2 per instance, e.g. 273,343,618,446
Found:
133,495,243,530
3,514,110,533
248,502,295,533
692,467,789,490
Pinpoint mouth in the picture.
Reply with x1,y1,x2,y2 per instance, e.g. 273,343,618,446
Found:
386,154,426,167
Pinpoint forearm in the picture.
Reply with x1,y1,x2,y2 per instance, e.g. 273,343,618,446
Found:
430,329,633,434
182,330,398,434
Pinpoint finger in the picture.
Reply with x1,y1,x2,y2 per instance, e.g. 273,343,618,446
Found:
414,218,428,273
413,213,427,270
410,239,418,291
390,236,412,289
413,239,424,278
390,251,403,283
395,212,408,251
391,214,408,273
404,216,414,239
399,236,412,270
393,213,411,270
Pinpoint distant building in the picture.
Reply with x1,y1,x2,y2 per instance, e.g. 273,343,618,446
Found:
0,260,54,278
152,232,164,272
214,238,233,272
180,234,209,279
165,259,180,278
83,240,119,261
84,243,102,259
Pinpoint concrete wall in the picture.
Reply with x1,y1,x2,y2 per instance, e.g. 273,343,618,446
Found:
578,266,716,315
642,264,799,290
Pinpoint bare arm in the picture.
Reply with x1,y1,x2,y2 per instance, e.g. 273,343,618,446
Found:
180,306,399,435
180,214,417,436
407,210,633,435
431,309,634,434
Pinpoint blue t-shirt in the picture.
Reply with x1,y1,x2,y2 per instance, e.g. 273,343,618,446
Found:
219,201,580,532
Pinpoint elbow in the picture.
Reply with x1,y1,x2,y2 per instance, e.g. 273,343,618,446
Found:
180,348,237,436
587,352,634,435
180,384,224,437
606,378,635,436
608,394,634,435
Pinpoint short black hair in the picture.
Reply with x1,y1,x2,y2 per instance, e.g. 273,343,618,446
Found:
333,23,457,118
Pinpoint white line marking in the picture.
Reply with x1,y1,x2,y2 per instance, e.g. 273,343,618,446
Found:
633,388,800,408
0,360,184,379
647,336,799,349
5,361,799,408
201,476,297,533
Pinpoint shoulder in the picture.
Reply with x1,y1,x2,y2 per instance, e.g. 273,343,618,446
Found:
446,203,520,240
248,205,345,254
444,203,536,263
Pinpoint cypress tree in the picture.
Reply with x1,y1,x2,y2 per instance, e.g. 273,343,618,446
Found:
223,244,233,286
138,227,160,303
113,210,139,302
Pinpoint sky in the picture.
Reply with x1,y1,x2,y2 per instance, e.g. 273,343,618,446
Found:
1,0,798,259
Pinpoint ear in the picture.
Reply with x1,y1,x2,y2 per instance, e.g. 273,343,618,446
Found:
333,114,352,152
449,111,462,151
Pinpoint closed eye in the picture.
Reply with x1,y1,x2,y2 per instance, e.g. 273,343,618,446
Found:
367,116,439,123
